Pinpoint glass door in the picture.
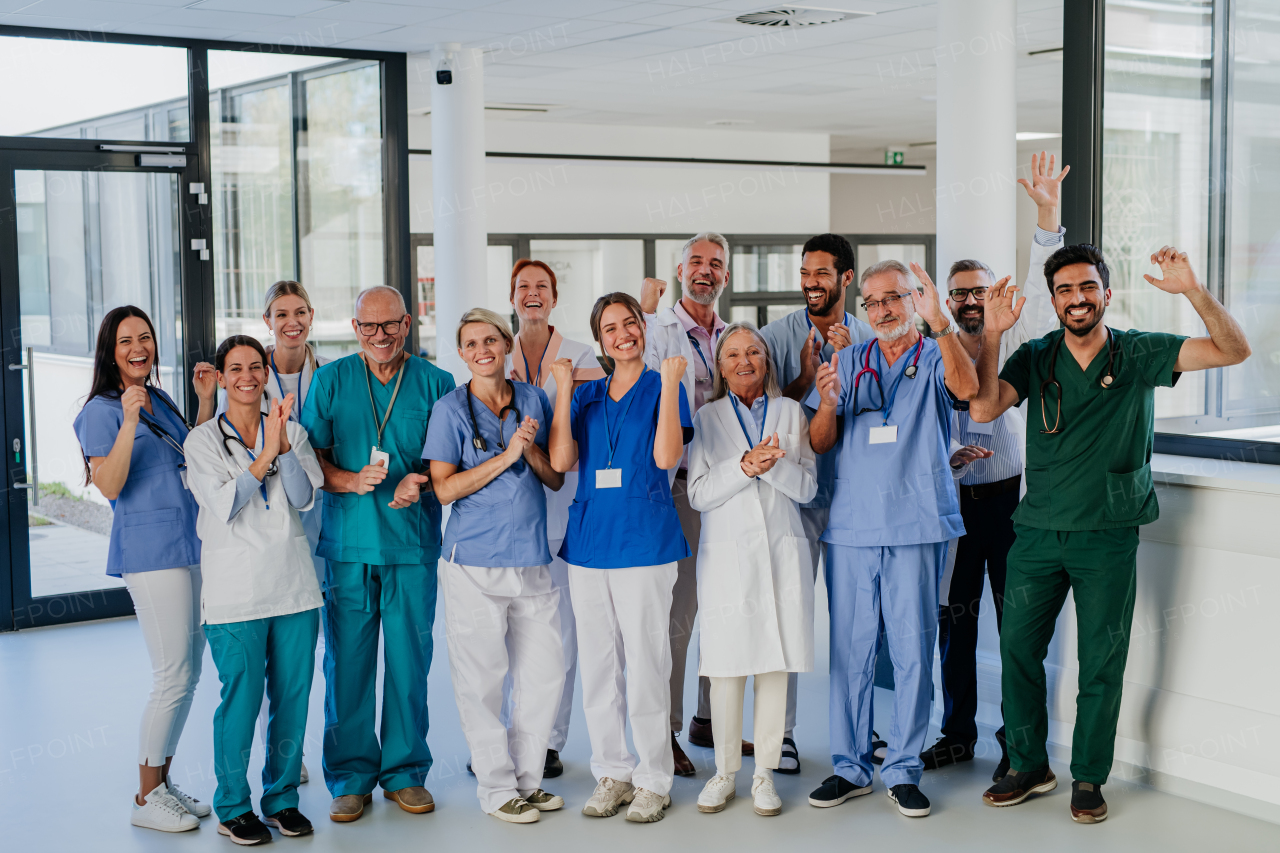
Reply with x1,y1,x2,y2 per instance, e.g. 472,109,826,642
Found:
0,149,191,630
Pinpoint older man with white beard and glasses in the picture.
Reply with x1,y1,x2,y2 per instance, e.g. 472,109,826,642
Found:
804,260,981,819
639,232,752,776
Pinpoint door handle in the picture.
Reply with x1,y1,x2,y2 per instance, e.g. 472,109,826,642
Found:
10,347,37,506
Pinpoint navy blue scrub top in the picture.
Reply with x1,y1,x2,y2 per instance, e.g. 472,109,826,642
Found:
422,382,555,568
73,388,201,577
558,369,693,569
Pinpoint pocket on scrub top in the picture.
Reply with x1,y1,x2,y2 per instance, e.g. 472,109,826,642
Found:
117,507,186,566
1104,463,1152,523
389,408,431,456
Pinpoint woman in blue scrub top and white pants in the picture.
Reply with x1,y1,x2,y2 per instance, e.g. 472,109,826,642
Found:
72,306,217,832
186,336,325,845
424,308,567,824
548,292,693,825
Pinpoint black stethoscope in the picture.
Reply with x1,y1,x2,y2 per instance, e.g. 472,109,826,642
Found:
217,414,279,478
137,389,190,464
466,380,522,451
1040,326,1118,435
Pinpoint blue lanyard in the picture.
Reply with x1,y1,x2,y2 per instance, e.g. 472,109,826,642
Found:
269,350,308,421
221,414,270,509
730,393,767,448
871,336,924,427
521,335,552,387
603,369,647,469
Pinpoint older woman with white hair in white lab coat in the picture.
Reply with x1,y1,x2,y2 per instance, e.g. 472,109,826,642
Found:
686,322,818,818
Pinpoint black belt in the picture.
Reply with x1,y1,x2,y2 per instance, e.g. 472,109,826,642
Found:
960,474,1020,501
675,468,688,481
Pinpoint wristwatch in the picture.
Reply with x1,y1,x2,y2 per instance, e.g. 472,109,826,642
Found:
932,324,956,338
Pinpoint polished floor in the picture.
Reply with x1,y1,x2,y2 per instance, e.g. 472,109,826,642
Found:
1,575,1276,853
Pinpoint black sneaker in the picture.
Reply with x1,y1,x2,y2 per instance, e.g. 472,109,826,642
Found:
543,749,563,779
776,737,801,775
263,807,313,837
870,731,888,766
993,728,1010,782
983,765,1057,807
218,812,272,846
1070,781,1108,823
888,784,931,817
807,774,872,808
920,736,975,770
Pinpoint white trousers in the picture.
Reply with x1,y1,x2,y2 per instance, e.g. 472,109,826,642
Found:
709,672,789,777
569,562,677,796
786,506,829,738
123,565,204,767
546,542,578,752
441,560,565,815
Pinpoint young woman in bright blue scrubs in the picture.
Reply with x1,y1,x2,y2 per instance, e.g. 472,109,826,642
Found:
424,308,566,824
547,292,693,824
72,305,217,832
186,336,325,845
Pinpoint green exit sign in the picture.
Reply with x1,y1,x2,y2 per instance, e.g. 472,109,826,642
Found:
885,149,905,165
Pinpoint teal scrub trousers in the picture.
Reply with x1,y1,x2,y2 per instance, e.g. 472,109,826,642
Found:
322,561,437,796
204,608,320,823
1000,524,1139,784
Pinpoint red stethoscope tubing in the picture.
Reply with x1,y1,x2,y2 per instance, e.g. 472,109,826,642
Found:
854,334,924,388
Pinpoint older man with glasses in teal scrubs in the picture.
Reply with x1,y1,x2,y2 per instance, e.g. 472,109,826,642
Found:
302,286,456,825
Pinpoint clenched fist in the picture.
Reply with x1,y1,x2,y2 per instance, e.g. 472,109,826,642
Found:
660,356,687,388
640,277,668,314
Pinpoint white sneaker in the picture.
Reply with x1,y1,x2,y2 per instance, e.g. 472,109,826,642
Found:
300,761,309,785
625,788,671,823
165,776,212,818
582,777,635,817
697,773,736,813
131,784,200,833
752,775,782,816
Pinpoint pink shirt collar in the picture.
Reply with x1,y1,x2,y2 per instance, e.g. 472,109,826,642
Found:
673,299,726,339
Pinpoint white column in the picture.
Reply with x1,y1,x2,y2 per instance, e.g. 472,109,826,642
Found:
935,0,1017,282
430,42,487,381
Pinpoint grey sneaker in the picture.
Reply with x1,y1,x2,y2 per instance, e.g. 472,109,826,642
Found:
522,789,564,811
625,788,671,823
582,777,636,817
492,796,539,823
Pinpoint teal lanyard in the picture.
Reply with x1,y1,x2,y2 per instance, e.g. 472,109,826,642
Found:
603,369,647,469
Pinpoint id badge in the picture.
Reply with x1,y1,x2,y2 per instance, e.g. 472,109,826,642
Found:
966,415,995,436
596,467,622,488
370,446,391,468
869,425,898,445
179,467,189,490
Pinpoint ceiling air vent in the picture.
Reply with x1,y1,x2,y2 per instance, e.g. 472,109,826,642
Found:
732,7,867,27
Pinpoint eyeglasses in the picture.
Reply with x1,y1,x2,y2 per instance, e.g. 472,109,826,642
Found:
356,319,405,337
948,287,987,302
859,293,912,313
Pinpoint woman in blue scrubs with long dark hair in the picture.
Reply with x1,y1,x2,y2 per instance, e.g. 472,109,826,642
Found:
547,292,692,825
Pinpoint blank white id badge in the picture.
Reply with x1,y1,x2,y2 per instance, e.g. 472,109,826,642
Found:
869,425,898,444
596,467,622,488
966,416,995,436
370,446,390,467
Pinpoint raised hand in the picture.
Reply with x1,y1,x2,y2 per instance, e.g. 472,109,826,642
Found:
273,396,294,454
261,402,284,461
797,328,821,386
815,351,840,410
828,322,853,352
389,472,430,508
660,355,687,388
640,277,668,314
550,357,574,391
192,361,217,402
505,416,539,460
950,444,994,469
909,262,950,333
1017,151,1070,211
120,384,149,425
1143,245,1202,295
981,276,1021,336
354,458,388,496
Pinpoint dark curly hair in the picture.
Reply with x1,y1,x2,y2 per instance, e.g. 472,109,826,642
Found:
1043,243,1110,293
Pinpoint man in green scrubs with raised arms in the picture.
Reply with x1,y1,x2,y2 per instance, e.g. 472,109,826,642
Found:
970,244,1250,823
302,285,456,824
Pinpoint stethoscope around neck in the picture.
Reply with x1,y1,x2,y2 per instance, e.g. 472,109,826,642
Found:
1040,326,1118,435
465,379,522,451
851,335,925,417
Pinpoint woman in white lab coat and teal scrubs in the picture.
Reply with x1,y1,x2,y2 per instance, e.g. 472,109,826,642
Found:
685,323,818,818
186,335,324,846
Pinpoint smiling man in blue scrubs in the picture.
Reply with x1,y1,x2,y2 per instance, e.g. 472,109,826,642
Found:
805,260,979,819
302,286,456,824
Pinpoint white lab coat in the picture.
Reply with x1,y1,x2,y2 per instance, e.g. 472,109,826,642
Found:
185,418,324,625
643,307,699,413
687,395,818,678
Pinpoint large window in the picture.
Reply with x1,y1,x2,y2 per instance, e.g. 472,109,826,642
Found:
1103,1,1280,444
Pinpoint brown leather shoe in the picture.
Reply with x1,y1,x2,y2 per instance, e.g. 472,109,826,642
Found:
672,733,696,777
384,786,435,814
741,739,754,756
329,793,372,823
982,766,1057,807
686,717,754,755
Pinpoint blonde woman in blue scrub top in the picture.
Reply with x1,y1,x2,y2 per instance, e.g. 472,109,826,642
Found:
186,335,325,845
424,308,567,824
548,292,693,824
72,305,217,833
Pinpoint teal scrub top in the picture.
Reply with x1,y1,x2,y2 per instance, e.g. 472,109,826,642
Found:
999,327,1186,531
302,353,456,566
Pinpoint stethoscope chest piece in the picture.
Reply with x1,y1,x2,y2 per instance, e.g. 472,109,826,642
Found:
904,365,918,379
1101,374,1114,388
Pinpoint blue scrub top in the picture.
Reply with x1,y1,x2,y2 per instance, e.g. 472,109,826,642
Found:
805,336,965,547
422,382,555,568
73,388,201,577
302,353,456,566
558,370,693,569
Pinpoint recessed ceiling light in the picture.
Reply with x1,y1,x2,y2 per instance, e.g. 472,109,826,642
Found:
725,7,874,27
1016,132,1062,141
707,119,755,126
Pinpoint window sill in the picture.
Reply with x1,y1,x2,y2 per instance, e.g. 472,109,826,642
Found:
1152,453,1280,497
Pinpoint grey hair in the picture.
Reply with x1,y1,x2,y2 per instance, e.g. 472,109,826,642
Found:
682,231,730,262
710,322,782,402
858,259,912,291
355,285,407,316
457,307,514,351
947,258,994,285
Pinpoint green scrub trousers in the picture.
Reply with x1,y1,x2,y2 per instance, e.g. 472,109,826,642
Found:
204,608,320,822
1000,523,1139,784
322,560,437,796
